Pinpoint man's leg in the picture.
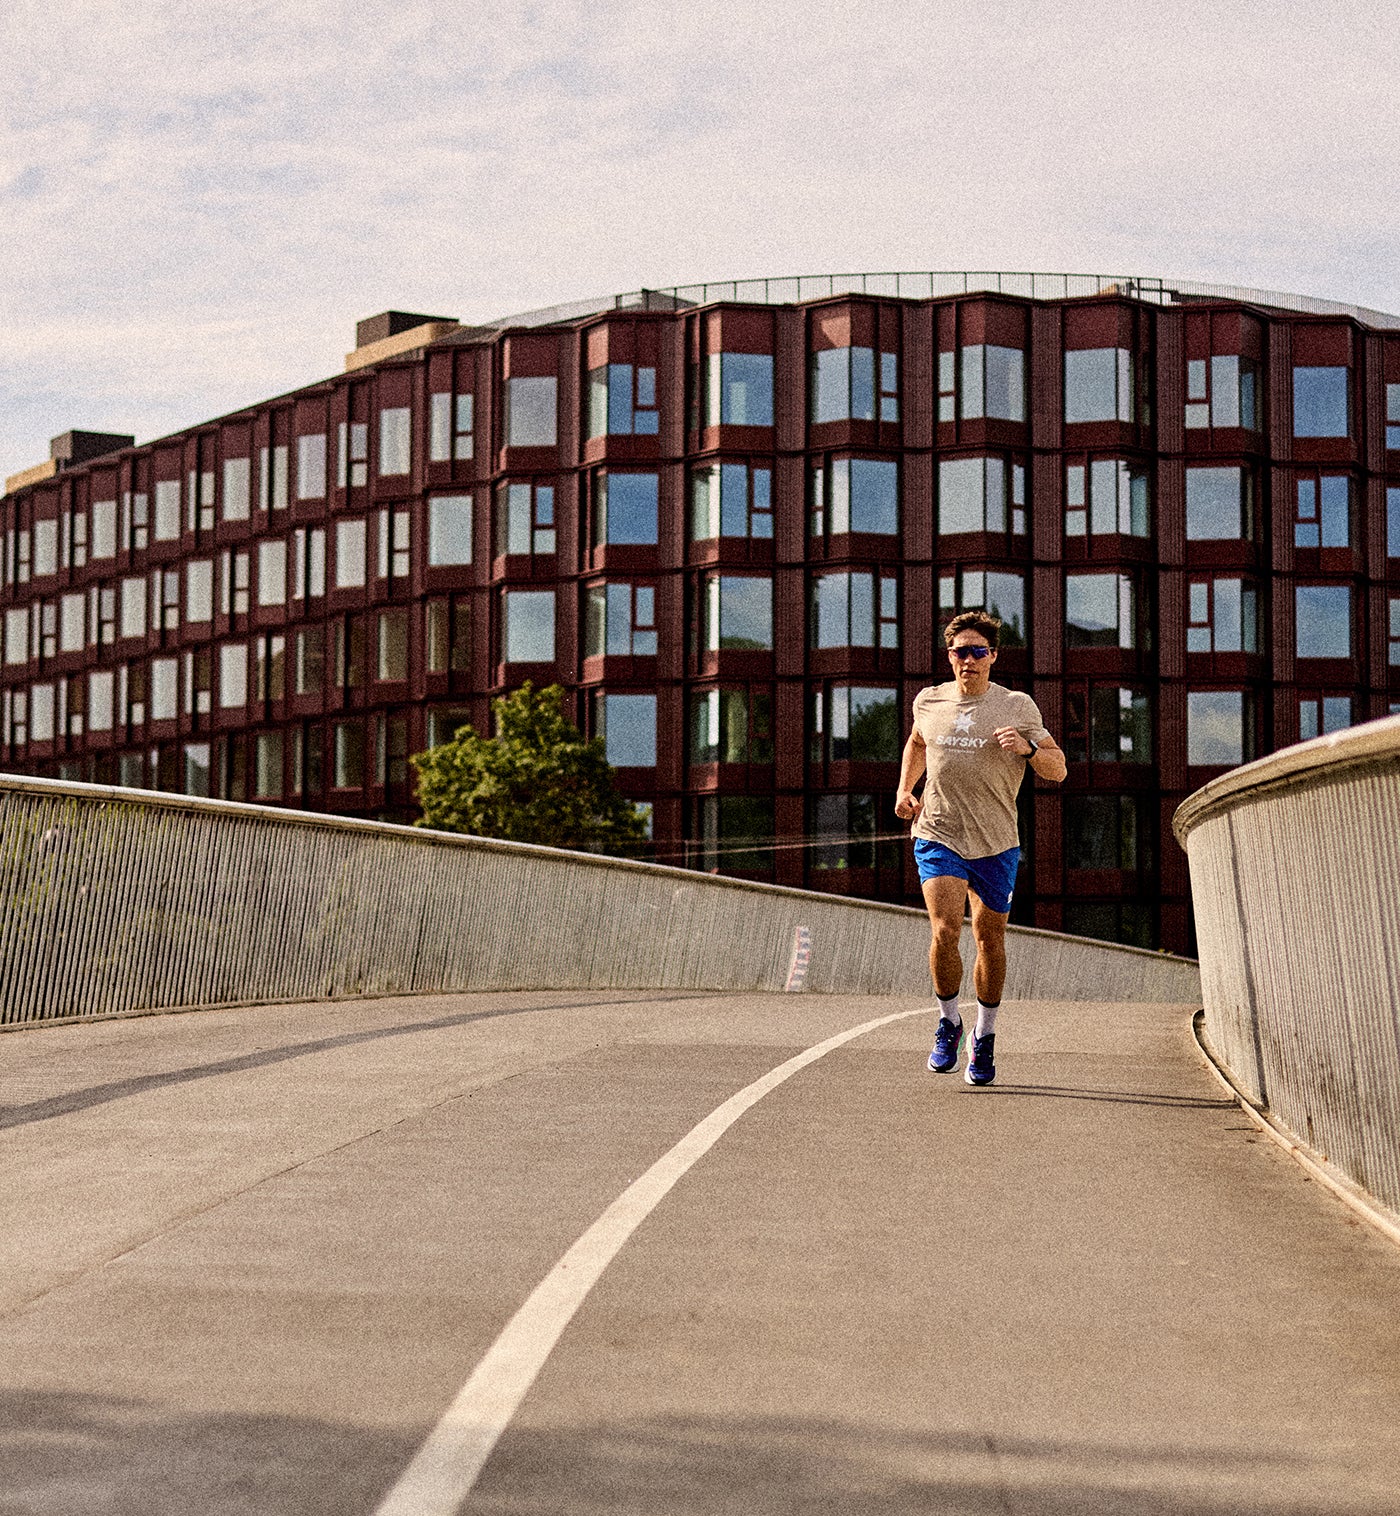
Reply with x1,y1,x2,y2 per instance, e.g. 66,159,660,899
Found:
967,890,1009,1007
922,874,969,998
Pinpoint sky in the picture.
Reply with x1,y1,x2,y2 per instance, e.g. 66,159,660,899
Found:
2,0,1397,476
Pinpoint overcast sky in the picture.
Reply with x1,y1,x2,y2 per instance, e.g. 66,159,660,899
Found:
2,0,1396,474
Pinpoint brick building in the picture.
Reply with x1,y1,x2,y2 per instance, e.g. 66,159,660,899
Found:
4,272,1399,954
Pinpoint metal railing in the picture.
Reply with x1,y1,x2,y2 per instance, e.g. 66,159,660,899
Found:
485,271,1400,331
0,775,1198,1028
1174,715,1400,1223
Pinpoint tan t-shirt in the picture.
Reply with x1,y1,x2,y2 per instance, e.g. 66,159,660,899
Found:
909,681,1050,858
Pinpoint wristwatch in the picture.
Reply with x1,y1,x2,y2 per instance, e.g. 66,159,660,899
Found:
1026,739,1039,757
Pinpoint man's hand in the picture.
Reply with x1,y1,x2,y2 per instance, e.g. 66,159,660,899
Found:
993,726,1034,755
894,790,920,821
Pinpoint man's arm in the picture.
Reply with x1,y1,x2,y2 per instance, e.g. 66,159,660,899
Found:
894,728,926,820
992,726,1067,784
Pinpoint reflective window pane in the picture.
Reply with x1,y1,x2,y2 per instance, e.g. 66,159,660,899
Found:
601,693,656,767
1293,366,1349,438
506,377,558,447
504,590,556,663
1187,690,1244,766
1295,585,1351,659
1186,467,1246,540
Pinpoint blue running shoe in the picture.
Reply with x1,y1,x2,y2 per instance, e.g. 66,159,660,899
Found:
927,1016,964,1073
965,1032,996,1086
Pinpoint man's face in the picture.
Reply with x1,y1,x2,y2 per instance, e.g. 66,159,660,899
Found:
947,630,996,694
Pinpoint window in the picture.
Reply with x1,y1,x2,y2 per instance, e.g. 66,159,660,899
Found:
588,364,659,436
221,457,251,521
810,346,889,424
1295,584,1351,659
68,507,87,568
958,345,1025,422
1187,690,1252,767
297,435,327,500
1294,476,1350,549
219,549,251,615
377,508,411,579
1186,466,1253,541
810,458,899,536
4,607,26,665
1066,574,1139,649
592,692,657,766
809,793,900,871
219,643,247,708
334,722,365,788
1293,366,1349,438
430,392,475,462
1299,695,1352,740
690,462,772,540
1065,348,1133,424
428,495,473,566
39,601,56,660
1066,795,1149,871
1064,685,1152,765
295,626,325,694
704,574,774,651
379,408,412,475
377,608,409,682
337,421,369,487
694,795,774,873
153,481,181,541
30,683,55,743
1388,385,1400,451
33,519,58,577
152,568,179,632
1390,597,1400,666
690,687,773,763
120,577,147,640
1066,459,1149,537
259,444,289,510
938,569,1026,647
503,589,556,663
1185,355,1260,430
938,457,1026,536
91,499,117,559
88,670,115,732
248,732,281,799
59,594,85,654
585,583,657,657
704,352,773,427
809,685,900,762
810,572,898,649
1187,577,1258,654
334,519,367,589
505,376,558,447
150,658,178,722
257,540,287,606
1389,487,1400,558
95,587,116,648
594,472,658,546
496,482,556,556
185,649,211,715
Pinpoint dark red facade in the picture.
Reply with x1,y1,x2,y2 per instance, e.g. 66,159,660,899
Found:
4,277,1399,954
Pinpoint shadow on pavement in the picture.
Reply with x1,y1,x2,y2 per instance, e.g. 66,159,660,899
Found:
978,1083,1235,1111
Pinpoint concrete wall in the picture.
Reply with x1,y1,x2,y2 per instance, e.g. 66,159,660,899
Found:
1174,714,1400,1221
0,776,1200,1029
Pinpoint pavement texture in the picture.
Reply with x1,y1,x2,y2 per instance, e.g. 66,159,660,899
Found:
1,988,1399,1515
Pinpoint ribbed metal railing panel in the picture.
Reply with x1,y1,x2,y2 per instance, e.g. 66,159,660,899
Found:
0,776,1199,1029
1175,716,1400,1221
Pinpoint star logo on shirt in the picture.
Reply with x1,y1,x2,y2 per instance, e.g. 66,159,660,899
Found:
953,710,975,733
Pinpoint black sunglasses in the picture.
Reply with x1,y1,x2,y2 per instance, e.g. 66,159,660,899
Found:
949,645,993,660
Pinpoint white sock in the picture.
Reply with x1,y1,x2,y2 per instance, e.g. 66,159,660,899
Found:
975,1000,1000,1038
937,993,962,1027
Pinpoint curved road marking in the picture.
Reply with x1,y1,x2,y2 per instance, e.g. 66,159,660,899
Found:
373,1004,934,1516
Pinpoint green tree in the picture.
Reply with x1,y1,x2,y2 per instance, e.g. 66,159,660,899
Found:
411,682,648,854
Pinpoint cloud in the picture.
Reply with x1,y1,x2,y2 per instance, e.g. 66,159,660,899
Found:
3,0,1399,470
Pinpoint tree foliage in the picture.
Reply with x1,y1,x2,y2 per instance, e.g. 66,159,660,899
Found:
411,682,648,854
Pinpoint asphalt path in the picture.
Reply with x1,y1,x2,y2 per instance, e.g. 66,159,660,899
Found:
1,988,1399,1515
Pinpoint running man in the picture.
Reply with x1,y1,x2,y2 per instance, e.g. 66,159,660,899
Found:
894,611,1066,1086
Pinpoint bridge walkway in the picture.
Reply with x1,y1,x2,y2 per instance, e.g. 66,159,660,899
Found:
1,988,1398,1515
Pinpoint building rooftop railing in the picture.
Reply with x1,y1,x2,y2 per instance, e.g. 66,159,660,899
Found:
485,270,1400,332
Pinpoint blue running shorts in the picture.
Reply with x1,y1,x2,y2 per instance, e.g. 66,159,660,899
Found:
913,839,1020,915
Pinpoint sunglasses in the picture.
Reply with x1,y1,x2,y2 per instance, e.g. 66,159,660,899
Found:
949,645,993,660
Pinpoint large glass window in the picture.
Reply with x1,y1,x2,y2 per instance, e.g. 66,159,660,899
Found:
153,481,180,541
1186,466,1253,540
496,482,556,557
588,364,658,437
1390,596,1400,667
1186,355,1260,430
1295,584,1351,659
150,657,178,722
1066,574,1139,649
429,393,474,462
938,457,1026,536
1387,385,1400,451
938,569,1026,647
810,571,898,650
91,499,117,559
503,589,556,663
705,575,773,651
704,353,774,427
428,495,473,567
593,692,656,767
295,626,326,694
1066,459,1149,538
690,688,772,764
120,577,146,640
219,643,247,708
809,685,900,762
585,582,657,658
1065,348,1133,424
1389,487,1400,558
334,519,367,589
1299,694,1352,740
297,434,327,499
334,722,365,788
3,607,26,665
811,346,876,423
811,458,899,536
257,540,287,606
377,608,409,682
222,458,251,521
59,593,85,654
691,462,772,540
1187,577,1258,654
1293,366,1349,438
506,376,558,447
594,472,659,546
1066,795,1148,871
1187,690,1251,766
809,792,900,871
959,345,1025,422
377,409,411,476
1295,476,1350,548
337,421,369,487
88,670,114,732
29,683,54,742
694,794,774,872
1064,685,1152,765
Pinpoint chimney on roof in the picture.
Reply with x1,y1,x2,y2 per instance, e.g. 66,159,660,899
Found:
355,311,457,348
346,310,461,372
50,430,135,467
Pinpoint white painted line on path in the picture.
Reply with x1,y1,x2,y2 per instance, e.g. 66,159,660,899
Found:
372,1003,934,1516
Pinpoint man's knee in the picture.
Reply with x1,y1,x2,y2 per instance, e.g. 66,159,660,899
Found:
971,913,1007,954
931,916,963,952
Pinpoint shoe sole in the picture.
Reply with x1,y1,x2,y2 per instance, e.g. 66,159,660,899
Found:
928,1058,959,1074
964,1068,995,1086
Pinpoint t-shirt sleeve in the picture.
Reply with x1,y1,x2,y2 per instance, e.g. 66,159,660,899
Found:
1015,695,1052,746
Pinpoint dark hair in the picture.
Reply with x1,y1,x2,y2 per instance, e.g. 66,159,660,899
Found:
943,610,1001,649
